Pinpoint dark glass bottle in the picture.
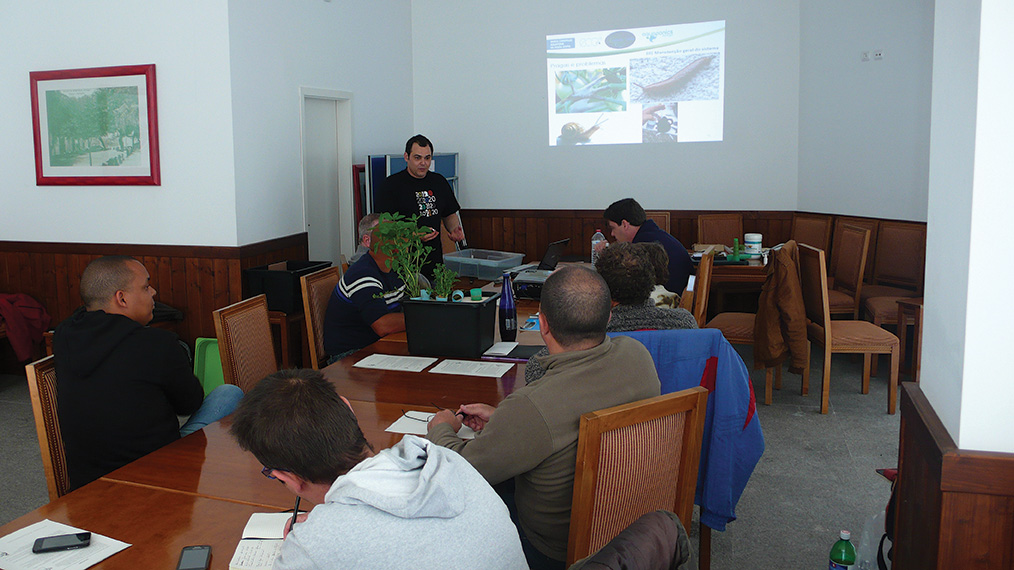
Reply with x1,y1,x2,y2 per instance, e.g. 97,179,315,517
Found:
499,272,517,342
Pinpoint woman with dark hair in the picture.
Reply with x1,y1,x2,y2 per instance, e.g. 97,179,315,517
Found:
524,242,696,384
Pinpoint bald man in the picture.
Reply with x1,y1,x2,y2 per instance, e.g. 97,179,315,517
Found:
54,256,243,490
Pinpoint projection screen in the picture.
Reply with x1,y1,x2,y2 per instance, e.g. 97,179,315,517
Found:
547,20,726,146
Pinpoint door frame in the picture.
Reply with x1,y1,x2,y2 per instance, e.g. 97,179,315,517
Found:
298,87,354,261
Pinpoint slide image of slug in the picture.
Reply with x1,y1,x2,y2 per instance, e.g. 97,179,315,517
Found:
630,53,719,103
555,67,628,114
641,103,678,143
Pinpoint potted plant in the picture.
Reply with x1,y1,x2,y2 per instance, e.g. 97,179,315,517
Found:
431,263,458,301
371,213,501,358
370,212,431,299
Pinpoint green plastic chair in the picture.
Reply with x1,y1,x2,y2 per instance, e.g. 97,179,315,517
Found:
193,337,225,397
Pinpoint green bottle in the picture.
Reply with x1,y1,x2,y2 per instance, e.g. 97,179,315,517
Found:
732,238,740,261
829,530,856,569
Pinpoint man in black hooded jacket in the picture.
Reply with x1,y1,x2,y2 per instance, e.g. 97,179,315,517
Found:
54,256,242,490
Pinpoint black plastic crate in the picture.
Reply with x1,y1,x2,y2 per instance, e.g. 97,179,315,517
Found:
403,291,500,358
243,260,331,314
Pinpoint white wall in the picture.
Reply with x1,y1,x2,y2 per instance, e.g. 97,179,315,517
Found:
0,1,239,246
923,0,1014,454
797,0,933,222
410,0,801,212
227,0,415,245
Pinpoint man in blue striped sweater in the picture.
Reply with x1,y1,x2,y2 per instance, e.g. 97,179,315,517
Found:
322,227,406,363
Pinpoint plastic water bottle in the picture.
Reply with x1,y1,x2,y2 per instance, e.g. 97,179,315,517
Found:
499,272,517,342
591,229,606,265
829,530,857,569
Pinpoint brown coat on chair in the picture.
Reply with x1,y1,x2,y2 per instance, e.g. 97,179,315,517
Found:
754,241,808,373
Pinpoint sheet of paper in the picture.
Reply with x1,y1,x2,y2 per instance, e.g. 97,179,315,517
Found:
353,353,437,372
483,341,518,356
0,519,130,570
429,359,514,378
385,410,476,439
241,512,292,540
229,538,282,570
686,275,696,292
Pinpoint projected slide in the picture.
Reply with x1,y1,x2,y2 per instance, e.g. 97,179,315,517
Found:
547,20,725,146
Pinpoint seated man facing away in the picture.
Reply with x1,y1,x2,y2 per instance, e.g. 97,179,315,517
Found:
230,369,527,570
525,242,697,384
599,198,693,295
322,224,406,363
54,256,242,491
347,213,380,266
427,266,661,569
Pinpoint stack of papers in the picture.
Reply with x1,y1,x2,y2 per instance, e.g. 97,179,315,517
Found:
229,512,291,570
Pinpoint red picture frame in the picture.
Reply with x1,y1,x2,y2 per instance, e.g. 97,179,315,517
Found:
30,64,160,186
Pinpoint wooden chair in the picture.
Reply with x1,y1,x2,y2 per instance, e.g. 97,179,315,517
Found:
860,220,926,303
300,266,342,369
567,387,709,565
213,294,278,392
697,213,743,247
691,252,714,328
26,355,71,500
644,210,671,233
798,244,900,414
829,216,878,283
790,213,833,252
827,225,871,319
705,243,810,405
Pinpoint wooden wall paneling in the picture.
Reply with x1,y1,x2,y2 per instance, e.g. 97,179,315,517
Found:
502,217,515,254
212,258,231,317
53,254,70,321
938,493,1014,568
896,382,946,568
896,383,1014,569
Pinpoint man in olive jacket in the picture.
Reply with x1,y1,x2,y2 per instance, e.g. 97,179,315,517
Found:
427,266,661,569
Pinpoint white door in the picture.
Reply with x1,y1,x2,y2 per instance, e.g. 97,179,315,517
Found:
302,97,341,264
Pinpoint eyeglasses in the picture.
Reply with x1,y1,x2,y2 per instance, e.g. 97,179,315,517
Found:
401,410,435,423
261,466,279,479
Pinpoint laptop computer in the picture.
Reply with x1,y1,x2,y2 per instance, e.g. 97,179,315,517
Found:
512,238,570,299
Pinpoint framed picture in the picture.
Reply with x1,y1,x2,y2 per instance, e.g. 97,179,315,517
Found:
30,64,160,186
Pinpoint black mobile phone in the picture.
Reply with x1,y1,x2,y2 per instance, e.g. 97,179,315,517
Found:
32,532,92,553
176,545,212,570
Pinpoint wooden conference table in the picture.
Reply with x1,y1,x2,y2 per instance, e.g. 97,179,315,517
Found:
0,296,539,568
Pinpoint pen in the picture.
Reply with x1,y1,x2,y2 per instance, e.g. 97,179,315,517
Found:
289,496,301,533
431,402,465,418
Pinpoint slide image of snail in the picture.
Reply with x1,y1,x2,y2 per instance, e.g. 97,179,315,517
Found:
630,52,720,104
555,67,628,114
551,111,641,146
641,103,678,143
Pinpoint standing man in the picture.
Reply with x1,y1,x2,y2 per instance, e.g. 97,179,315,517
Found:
426,266,660,569
230,369,527,570
54,256,243,491
600,197,694,295
376,134,465,278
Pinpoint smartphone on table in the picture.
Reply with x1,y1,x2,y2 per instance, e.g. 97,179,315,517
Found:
176,545,212,570
32,532,92,553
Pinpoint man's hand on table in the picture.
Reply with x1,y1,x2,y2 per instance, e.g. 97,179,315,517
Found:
427,409,462,432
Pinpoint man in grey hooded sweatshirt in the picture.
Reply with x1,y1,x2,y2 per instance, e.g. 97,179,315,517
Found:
230,368,526,570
